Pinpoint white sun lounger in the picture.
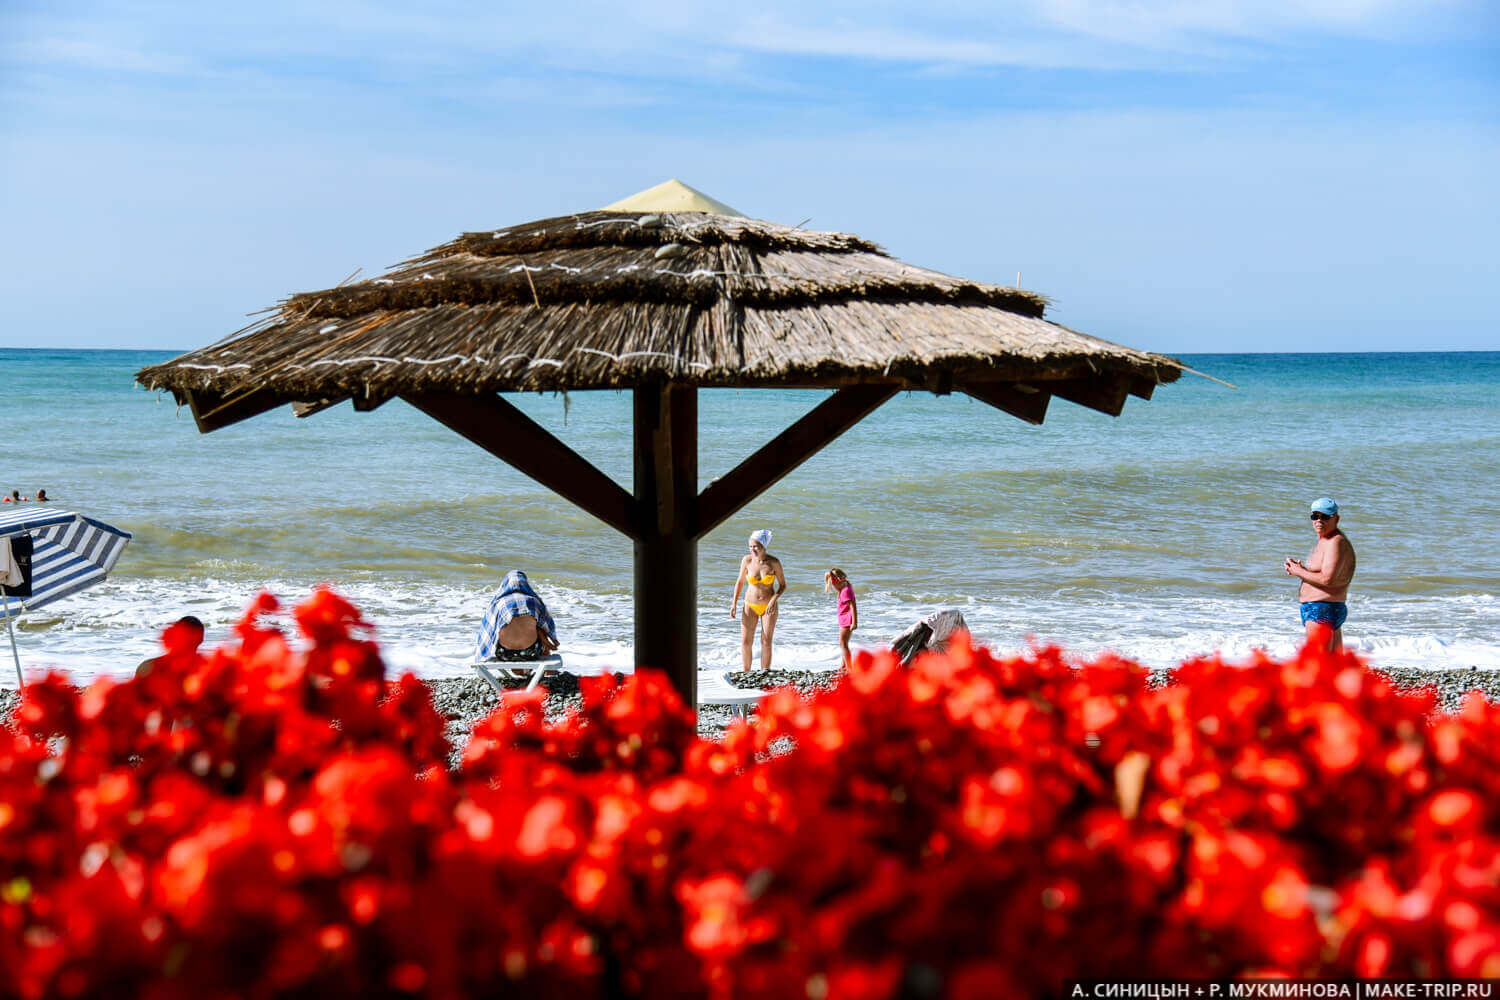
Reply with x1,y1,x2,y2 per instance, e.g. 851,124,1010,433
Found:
697,671,766,717
471,654,565,693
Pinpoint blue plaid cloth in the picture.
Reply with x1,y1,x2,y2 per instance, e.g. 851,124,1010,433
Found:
474,570,557,661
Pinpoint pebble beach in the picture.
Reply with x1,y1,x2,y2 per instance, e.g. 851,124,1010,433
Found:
6,664,1499,771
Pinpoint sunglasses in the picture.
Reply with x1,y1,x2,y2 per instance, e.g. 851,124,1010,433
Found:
1310,512,1332,521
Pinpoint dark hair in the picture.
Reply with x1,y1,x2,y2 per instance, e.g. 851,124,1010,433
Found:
177,616,205,631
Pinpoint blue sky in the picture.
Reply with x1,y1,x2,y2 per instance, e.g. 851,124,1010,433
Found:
2,1,1496,353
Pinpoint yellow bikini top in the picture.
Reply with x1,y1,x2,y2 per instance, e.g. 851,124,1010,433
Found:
747,571,776,586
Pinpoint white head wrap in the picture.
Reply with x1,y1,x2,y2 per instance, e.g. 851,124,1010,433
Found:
749,529,772,548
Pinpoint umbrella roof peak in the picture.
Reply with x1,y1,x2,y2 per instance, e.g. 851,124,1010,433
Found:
602,179,744,217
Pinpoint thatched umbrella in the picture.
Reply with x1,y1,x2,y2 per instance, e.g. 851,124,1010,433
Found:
137,179,1184,699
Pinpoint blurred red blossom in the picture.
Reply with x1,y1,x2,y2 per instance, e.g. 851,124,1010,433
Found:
3,592,1500,998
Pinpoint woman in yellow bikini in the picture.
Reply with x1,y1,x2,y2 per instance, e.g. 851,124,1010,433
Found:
730,529,787,672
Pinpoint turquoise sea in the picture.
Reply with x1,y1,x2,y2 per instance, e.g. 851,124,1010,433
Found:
1,348,1497,685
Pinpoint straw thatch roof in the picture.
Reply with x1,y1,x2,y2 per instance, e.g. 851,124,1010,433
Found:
137,210,1181,403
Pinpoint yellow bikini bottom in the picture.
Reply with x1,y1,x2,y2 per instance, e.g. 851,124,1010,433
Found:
747,602,769,616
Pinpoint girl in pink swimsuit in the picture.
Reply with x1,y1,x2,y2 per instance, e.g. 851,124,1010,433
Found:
824,568,858,671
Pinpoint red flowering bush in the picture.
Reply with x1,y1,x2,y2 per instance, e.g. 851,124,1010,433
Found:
3,594,1499,998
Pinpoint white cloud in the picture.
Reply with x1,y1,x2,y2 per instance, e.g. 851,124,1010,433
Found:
0,1,1493,352
723,17,1159,70
2,103,1495,352
8,37,186,75
1,0,1487,91
1032,0,1437,46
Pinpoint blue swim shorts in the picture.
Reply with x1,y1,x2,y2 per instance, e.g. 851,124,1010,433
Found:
1300,601,1348,630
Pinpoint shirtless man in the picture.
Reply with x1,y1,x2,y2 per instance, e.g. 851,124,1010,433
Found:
1284,497,1357,651
136,616,206,679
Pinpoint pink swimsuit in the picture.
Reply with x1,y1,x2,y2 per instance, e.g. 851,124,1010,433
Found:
837,583,856,628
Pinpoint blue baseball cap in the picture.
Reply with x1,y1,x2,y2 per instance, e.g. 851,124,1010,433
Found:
1310,497,1339,517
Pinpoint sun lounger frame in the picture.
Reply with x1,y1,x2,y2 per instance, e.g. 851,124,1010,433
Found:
696,671,766,718
470,653,565,693
467,661,766,719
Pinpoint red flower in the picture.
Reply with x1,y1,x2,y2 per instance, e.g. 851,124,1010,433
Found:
7,590,1500,996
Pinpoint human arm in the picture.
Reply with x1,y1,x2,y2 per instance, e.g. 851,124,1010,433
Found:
768,558,788,610
1283,555,1319,582
1285,537,1352,588
730,557,747,616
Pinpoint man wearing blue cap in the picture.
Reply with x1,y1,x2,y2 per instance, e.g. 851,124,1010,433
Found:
1284,497,1357,651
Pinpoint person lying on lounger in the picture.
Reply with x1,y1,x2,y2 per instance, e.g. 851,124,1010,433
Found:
474,570,559,662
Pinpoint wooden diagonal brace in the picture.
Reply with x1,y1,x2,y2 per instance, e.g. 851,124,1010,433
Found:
404,391,638,539
695,383,898,540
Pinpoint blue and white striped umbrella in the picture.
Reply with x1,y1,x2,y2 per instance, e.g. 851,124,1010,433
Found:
1,507,132,611
1,506,132,686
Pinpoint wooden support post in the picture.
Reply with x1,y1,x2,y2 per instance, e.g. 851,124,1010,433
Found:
633,383,698,701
